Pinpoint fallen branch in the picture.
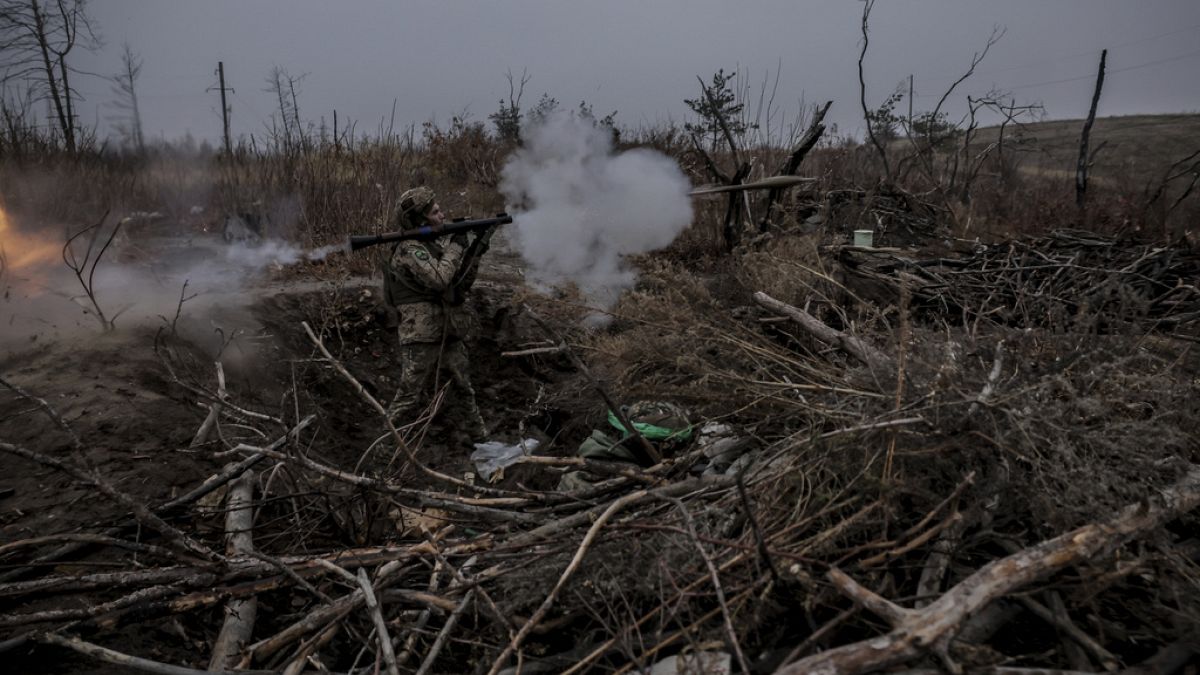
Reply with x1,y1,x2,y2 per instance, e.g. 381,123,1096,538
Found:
37,632,273,675
208,468,258,671
415,588,474,675
753,291,891,370
0,441,221,563
190,362,227,449
356,567,400,675
778,464,1200,674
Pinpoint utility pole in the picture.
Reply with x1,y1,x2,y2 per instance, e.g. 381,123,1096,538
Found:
208,61,234,155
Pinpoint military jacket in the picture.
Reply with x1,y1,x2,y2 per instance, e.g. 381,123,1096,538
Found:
386,239,474,344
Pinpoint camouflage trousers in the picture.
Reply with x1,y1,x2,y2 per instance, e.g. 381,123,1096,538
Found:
387,340,487,442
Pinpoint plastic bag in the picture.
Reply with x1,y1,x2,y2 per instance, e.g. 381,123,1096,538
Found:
471,438,541,482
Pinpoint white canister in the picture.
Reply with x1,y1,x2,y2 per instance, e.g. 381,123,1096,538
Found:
853,229,874,247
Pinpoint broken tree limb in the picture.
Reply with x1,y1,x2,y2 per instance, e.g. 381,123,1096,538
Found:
37,632,274,675
0,441,222,563
1076,49,1107,209
190,361,227,448
414,588,474,675
753,291,891,370
208,468,258,671
759,100,833,227
522,307,661,465
777,464,1200,675
355,567,400,675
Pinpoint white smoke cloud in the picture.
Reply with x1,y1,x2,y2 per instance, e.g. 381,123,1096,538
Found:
500,111,692,309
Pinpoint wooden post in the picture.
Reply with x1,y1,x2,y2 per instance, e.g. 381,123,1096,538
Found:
1075,49,1107,210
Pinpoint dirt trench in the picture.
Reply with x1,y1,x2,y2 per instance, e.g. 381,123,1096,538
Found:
0,238,574,671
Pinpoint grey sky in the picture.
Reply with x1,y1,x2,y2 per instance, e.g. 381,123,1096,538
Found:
70,0,1200,145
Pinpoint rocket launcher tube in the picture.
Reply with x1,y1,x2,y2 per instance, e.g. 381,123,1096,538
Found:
348,213,512,252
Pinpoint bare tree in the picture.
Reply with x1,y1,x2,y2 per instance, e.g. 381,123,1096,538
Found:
109,42,144,153
264,65,307,155
857,0,892,183
489,68,529,142
0,0,99,153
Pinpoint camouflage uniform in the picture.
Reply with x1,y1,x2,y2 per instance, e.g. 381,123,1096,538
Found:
383,187,492,442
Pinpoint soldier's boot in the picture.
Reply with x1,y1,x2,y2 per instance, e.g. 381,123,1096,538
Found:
386,391,421,429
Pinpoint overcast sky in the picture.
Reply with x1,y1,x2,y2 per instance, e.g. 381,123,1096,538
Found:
68,0,1200,145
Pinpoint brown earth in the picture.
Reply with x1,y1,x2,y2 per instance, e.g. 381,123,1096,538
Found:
0,233,573,672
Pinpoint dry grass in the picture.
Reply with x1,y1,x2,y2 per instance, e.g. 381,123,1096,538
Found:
3,111,1200,673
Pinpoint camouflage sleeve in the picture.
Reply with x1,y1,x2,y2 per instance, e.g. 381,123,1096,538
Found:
393,240,467,292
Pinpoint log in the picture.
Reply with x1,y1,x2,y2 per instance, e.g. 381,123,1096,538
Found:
208,469,257,671
777,465,1200,675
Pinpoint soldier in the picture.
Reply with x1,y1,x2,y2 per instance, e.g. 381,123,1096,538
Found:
383,186,496,447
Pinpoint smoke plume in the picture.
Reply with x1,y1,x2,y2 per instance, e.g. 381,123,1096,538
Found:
500,112,692,309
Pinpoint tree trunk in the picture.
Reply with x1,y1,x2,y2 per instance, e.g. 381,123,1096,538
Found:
28,0,72,152
1075,49,1107,211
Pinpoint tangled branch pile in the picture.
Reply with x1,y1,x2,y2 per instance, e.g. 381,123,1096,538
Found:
1,229,1198,674
841,229,1200,335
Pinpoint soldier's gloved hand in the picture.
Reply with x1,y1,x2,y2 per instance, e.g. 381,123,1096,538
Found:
473,224,498,252
450,231,470,247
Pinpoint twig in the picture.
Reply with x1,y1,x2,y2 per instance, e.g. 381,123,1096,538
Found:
753,291,891,371
415,589,474,675
735,470,780,583
190,361,227,448
967,340,1005,416
663,495,752,675
1017,594,1120,671
357,567,400,675
280,621,339,675
301,320,510,494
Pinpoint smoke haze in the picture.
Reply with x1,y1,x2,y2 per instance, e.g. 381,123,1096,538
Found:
500,112,693,309
0,212,339,351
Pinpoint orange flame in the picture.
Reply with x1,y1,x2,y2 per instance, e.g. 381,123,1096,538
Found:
0,205,62,277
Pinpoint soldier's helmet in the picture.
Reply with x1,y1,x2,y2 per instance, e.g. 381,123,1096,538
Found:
608,400,693,443
395,186,436,228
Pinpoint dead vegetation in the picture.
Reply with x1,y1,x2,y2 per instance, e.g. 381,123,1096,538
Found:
2,53,1200,675
2,204,1198,673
